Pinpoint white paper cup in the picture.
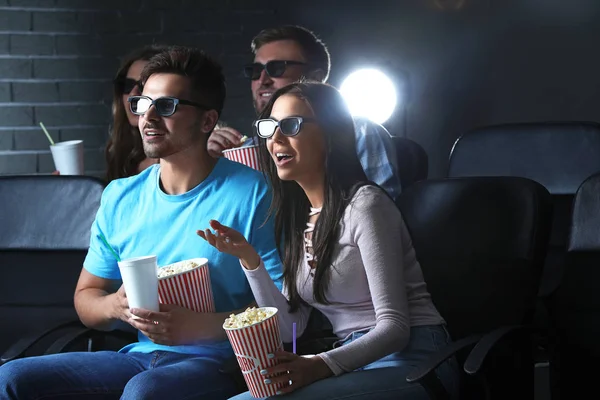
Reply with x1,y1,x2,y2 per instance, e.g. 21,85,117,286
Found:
222,145,260,171
118,255,160,318
50,140,84,175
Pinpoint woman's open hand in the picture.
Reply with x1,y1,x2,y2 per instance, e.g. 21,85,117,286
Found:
197,220,261,270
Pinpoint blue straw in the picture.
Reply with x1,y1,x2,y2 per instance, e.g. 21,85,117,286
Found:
292,323,297,354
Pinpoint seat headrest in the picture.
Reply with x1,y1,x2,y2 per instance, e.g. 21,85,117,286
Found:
449,122,600,194
568,172,600,252
0,176,105,249
398,176,552,260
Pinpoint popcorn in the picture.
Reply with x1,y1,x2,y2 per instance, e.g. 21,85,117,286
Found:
224,307,275,329
157,260,199,279
239,135,248,144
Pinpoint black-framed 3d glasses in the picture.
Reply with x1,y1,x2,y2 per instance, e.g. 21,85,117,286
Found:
253,117,316,139
128,95,210,117
243,60,306,80
115,77,141,95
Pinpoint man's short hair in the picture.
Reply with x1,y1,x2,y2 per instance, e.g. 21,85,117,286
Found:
251,25,331,83
140,45,226,116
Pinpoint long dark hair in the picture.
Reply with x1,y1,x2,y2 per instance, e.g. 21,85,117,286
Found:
105,45,167,183
256,81,370,312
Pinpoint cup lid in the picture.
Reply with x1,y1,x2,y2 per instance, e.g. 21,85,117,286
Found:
51,140,83,147
118,255,157,267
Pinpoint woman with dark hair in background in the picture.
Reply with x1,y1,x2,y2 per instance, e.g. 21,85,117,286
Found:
105,44,167,182
199,81,459,399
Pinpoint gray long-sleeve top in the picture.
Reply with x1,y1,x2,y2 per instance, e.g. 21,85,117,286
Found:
243,186,444,375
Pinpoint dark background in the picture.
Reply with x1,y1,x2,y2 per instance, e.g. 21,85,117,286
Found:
0,0,599,178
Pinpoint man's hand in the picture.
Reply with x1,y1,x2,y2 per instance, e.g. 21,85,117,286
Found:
208,126,244,158
129,304,220,346
110,284,131,323
74,269,131,331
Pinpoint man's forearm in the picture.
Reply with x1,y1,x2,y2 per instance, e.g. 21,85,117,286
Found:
74,288,120,331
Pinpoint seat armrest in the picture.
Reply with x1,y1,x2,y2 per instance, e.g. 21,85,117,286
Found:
463,325,526,375
45,328,138,355
407,334,480,382
407,334,481,399
44,327,95,355
1,320,84,364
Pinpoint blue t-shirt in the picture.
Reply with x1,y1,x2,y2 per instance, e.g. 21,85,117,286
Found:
83,158,283,364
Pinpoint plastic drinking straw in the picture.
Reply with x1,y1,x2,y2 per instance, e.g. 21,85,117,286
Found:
39,122,55,146
292,322,297,354
99,232,121,262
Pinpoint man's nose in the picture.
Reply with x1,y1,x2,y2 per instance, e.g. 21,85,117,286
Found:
143,103,160,121
257,69,273,86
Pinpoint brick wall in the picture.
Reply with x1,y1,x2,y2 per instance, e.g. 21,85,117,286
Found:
0,0,278,176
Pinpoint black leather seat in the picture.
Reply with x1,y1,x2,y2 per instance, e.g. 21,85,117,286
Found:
398,177,552,399
448,121,600,297
447,122,600,396
0,176,105,361
392,136,428,190
552,173,600,399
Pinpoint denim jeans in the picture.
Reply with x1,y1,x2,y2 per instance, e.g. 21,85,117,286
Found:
0,350,237,400
229,324,459,400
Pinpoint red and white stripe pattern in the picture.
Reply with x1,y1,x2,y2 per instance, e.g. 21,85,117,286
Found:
158,264,215,313
224,308,284,398
222,145,260,171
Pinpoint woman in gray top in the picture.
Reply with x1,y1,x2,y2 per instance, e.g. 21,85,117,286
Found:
199,81,459,399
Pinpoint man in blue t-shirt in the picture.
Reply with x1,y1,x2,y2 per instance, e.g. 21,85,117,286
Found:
0,46,282,400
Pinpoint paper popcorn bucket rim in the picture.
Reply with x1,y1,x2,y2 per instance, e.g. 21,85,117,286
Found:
223,307,279,331
221,144,259,154
157,257,209,281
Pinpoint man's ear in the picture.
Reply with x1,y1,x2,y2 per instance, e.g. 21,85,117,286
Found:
303,69,326,82
203,110,220,134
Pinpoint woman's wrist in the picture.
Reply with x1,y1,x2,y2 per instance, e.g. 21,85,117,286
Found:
240,250,261,270
312,355,334,380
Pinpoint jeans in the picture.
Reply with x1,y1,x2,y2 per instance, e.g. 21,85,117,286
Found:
229,324,459,400
0,350,238,400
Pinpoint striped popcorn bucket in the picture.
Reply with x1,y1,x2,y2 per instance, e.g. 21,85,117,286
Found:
223,307,285,398
222,145,260,171
157,258,215,313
